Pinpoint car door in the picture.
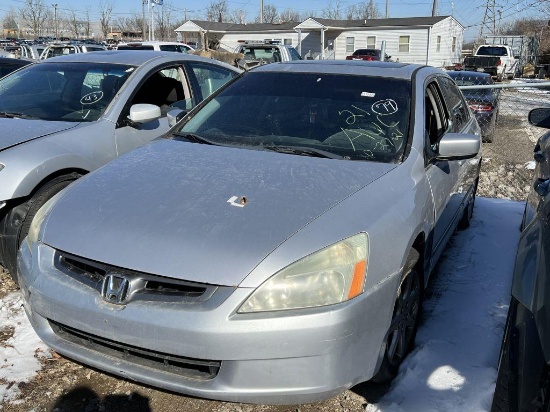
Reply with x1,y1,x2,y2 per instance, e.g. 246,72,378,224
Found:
424,77,474,263
114,62,238,156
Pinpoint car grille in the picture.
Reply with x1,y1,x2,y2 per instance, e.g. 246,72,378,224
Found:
49,320,221,380
53,250,219,304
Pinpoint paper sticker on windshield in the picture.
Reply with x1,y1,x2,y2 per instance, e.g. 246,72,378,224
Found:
81,91,103,105
361,92,375,97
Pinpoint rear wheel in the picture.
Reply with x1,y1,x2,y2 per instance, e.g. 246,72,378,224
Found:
0,173,80,283
372,261,422,383
458,178,478,230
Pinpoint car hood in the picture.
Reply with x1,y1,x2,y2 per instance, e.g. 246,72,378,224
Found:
0,118,79,151
42,139,396,287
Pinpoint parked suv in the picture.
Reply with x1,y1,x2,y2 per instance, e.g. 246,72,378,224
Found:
40,42,106,59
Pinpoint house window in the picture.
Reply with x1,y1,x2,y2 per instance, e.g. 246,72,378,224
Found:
436,36,441,52
399,35,410,53
452,37,457,52
346,37,355,53
367,36,376,49
284,38,292,45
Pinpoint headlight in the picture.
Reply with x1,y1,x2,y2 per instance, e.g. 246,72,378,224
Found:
238,233,369,313
26,192,63,252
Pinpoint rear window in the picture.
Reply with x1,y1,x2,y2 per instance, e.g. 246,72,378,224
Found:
117,45,154,50
354,49,380,57
477,46,508,56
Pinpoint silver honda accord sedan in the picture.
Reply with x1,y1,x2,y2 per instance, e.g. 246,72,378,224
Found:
18,61,481,405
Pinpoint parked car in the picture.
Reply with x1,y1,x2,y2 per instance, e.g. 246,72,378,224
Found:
463,45,517,81
0,50,240,279
491,107,550,412
345,48,390,61
447,70,500,143
0,56,33,78
233,42,302,68
18,61,481,405
39,42,106,59
116,41,194,53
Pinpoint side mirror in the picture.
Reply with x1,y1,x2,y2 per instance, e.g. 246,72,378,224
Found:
167,108,187,127
128,103,161,125
437,133,480,160
528,108,550,129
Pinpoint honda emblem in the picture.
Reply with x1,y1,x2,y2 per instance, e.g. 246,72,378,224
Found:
102,274,130,304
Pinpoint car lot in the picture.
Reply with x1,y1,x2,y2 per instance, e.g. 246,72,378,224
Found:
0,64,547,411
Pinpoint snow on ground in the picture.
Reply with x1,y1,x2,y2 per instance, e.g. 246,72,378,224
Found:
367,197,524,412
0,292,50,404
0,197,525,411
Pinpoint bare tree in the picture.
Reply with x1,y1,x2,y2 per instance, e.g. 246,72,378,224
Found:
83,5,92,38
279,8,303,22
20,0,50,39
67,7,82,38
155,2,174,41
323,0,343,20
261,4,279,23
99,1,114,39
206,0,228,22
227,9,247,24
116,16,134,36
3,7,19,38
346,0,381,20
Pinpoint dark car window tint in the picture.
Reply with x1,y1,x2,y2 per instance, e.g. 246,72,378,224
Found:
437,76,469,133
179,72,411,163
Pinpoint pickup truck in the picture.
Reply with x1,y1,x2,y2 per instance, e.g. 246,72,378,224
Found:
233,42,302,68
463,45,517,81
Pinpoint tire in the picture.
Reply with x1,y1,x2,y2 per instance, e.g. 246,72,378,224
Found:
372,260,422,383
491,300,517,412
458,178,478,230
0,173,79,283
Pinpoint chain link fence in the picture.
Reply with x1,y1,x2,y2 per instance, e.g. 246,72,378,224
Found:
456,76,550,142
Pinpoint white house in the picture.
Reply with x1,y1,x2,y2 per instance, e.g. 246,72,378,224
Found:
175,16,464,68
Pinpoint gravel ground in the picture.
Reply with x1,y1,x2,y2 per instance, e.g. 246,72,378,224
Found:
0,113,546,412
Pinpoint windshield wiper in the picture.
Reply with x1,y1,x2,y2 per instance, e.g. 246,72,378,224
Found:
263,145,343,159
0,111,37,119
172,132,217,145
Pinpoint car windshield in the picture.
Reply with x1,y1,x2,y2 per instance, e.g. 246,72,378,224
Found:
177,71,411,163
355,49,380,56
0,62,134,122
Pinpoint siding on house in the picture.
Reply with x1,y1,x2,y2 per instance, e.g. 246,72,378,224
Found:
175,16,464,68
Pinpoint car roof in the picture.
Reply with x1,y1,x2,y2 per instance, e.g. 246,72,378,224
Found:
119,41,184,46
250,60,430,80
40,50,215,66
447,70,490,79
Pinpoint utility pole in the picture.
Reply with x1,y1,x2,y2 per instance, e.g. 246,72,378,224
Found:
260,0,264,23
431,0,438,16
52,3,58,39
142,0,146,41
479,0,497,39
385,0,389,18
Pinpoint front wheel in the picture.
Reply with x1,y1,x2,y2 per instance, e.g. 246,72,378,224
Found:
372,264,422,383
0,173,80,283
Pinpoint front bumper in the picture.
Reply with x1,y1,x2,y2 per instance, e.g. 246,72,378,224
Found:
18,241,399,405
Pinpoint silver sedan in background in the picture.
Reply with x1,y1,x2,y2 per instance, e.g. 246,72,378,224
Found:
0,50,240,279
19,61,481,405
